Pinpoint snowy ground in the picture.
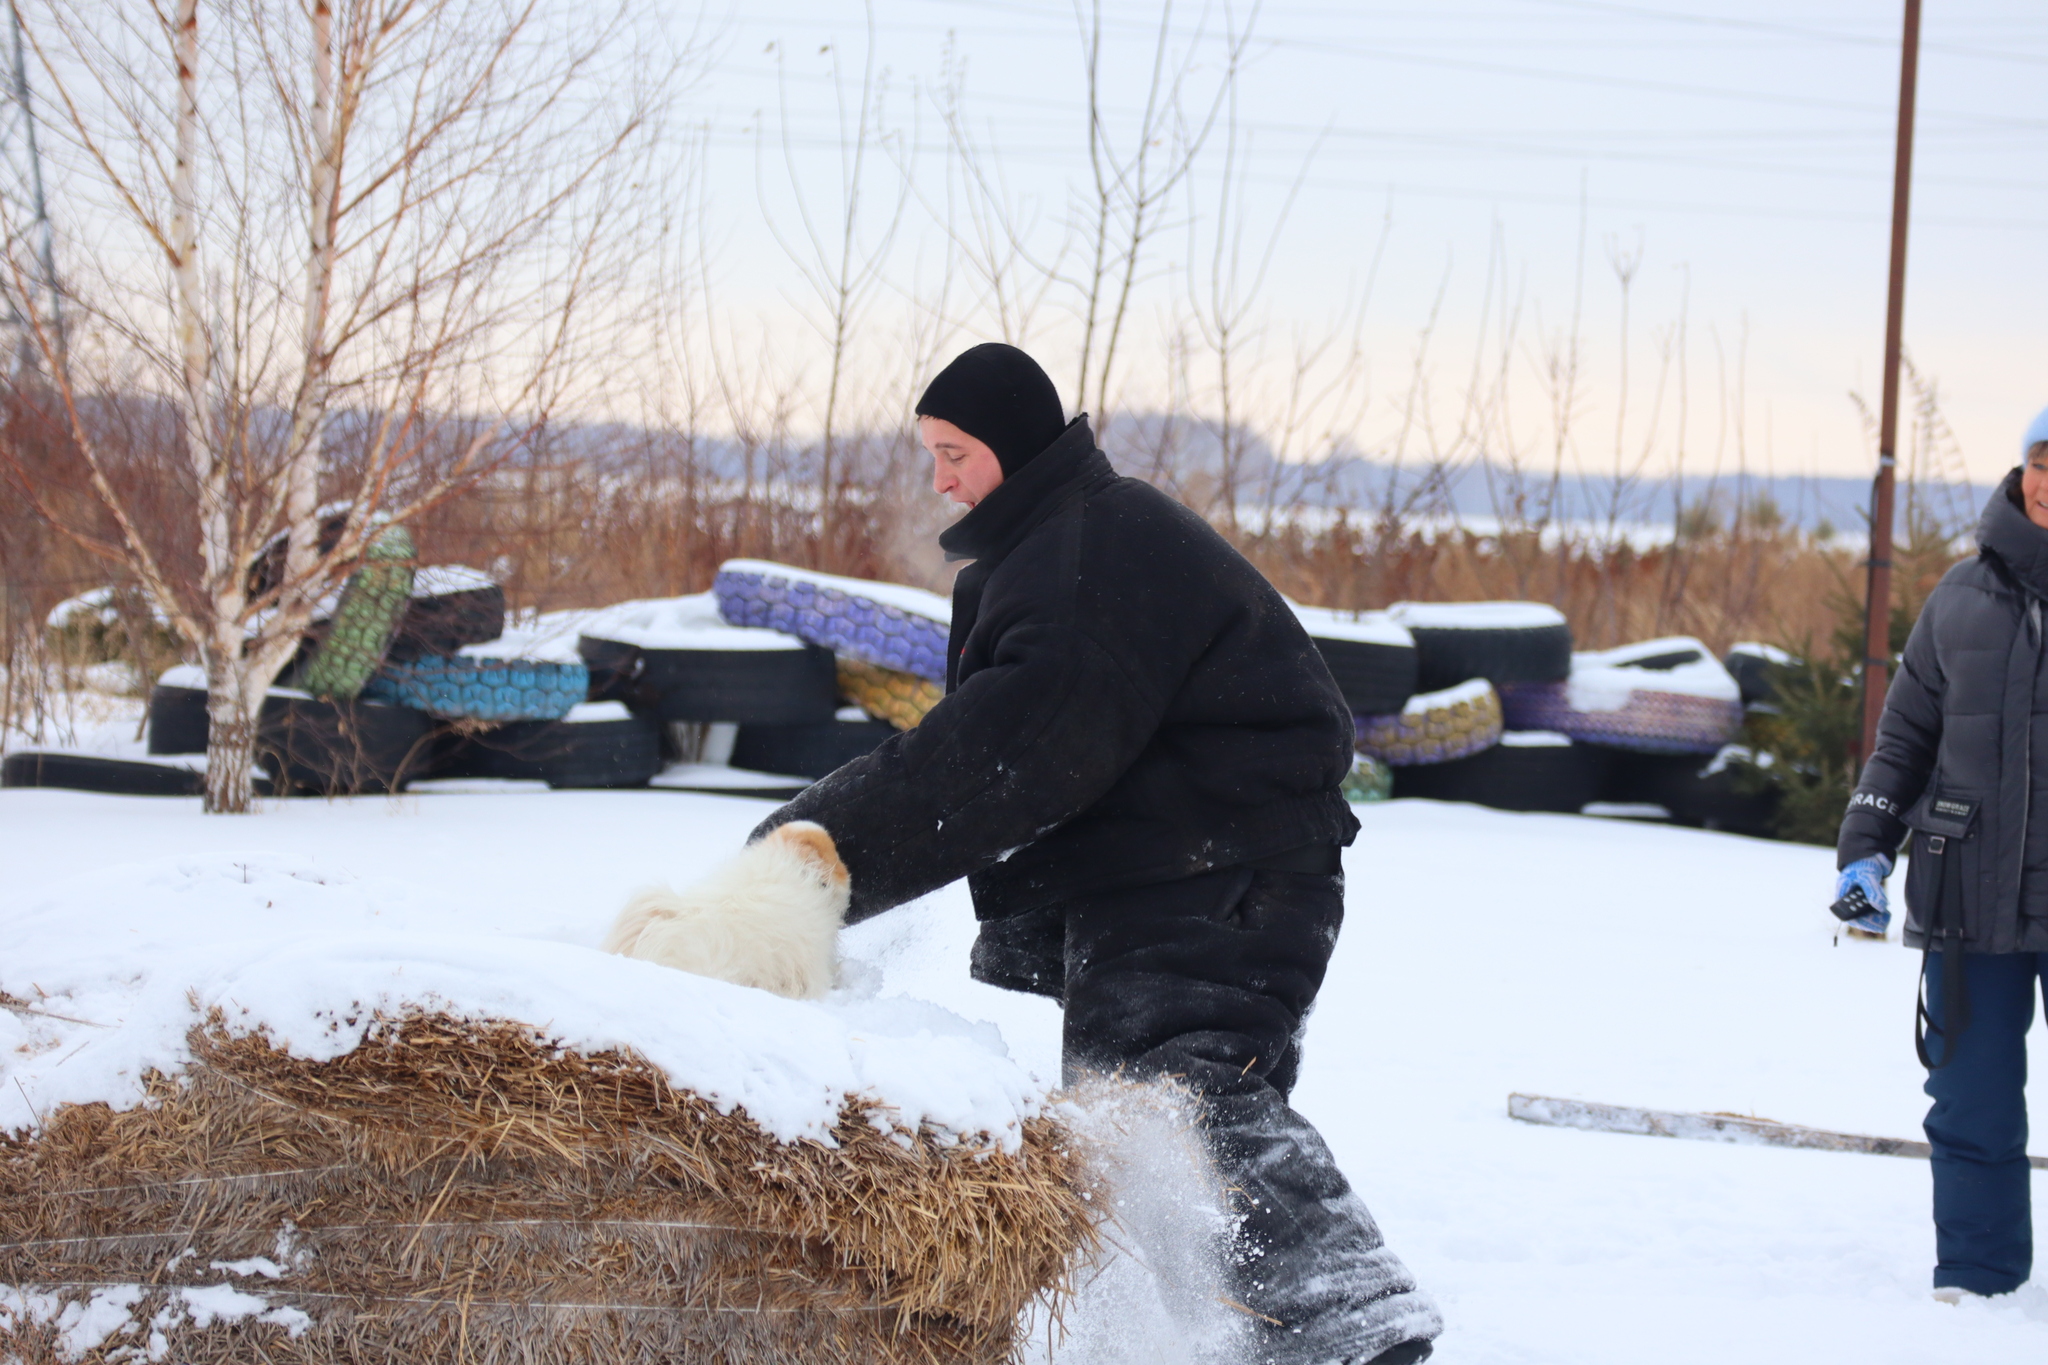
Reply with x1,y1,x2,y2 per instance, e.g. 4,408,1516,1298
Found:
3,787,2047,1361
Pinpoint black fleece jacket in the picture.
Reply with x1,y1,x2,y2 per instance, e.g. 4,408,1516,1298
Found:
1840,469,2048,952
753,417,1360,927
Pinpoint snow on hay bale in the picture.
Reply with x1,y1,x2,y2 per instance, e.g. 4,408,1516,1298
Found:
0,1010,1100,1365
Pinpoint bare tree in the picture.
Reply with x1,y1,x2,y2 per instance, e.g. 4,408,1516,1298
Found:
1068,0,1251,421
760,9,908,557
0,0,671,811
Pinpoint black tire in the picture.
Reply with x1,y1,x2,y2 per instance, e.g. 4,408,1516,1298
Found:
635,644,839,724
1292,605,1418,714
148,683,210,755
258,696,434,795
428,711,662,789
1391,734,1609,813
386,581,507,663
2,751,211,797
577,635,644,704
729,717,895,779
1600,747,1779,835
1313,638,1418,715
151,683,433,793
1724,645,1792,709
1390,603,1574,693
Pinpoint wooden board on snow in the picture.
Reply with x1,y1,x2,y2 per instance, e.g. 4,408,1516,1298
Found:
1507,1092,2048,1170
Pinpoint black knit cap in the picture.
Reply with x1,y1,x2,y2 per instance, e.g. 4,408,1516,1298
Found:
914,343,1066,476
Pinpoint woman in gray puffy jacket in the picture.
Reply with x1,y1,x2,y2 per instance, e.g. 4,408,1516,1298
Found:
1836,402,2048,1302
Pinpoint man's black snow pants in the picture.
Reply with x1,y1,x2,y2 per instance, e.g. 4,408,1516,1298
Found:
1052,863,1443,1365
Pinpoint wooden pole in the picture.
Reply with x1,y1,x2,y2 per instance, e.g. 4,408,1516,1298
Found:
1509,1093,2048,1169
1860,0,1923,771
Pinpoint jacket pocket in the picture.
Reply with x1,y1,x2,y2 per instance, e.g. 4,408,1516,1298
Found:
1902,792,1982,942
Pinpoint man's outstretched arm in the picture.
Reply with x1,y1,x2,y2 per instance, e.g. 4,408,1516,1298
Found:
751,618,1166,922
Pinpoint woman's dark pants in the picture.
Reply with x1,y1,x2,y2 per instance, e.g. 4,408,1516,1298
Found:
981,865,1442,1363
1922,949,2046,1295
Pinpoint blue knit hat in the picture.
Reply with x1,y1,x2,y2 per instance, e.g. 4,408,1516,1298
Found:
2027,404,2048,458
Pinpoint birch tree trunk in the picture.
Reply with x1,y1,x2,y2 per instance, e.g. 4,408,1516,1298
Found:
167,0,257,814
278,0,338,657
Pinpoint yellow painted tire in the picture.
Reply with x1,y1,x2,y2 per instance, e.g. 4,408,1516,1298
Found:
837,657,944,730
1354,678,1504,766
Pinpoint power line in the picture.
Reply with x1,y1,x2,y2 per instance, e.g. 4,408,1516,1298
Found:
1512,0,2048,67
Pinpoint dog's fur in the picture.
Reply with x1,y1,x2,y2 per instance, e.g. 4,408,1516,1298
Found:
602,822,850,1000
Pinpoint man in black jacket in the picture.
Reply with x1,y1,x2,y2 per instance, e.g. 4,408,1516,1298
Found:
755,344,1441,1364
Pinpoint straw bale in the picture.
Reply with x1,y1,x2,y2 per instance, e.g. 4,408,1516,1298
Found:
0,1011,1103,1364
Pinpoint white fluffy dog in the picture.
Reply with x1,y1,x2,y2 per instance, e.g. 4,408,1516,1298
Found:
602,822,850,1000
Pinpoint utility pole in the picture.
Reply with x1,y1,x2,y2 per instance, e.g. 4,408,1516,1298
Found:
1,0,58,374
1860,0,1922,771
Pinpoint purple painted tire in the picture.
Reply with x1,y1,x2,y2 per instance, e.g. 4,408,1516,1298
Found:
1499,637,1744,755
713,560,951,682
1501,682,1743,754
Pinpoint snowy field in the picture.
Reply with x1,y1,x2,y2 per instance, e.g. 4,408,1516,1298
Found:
3,786,2047,1362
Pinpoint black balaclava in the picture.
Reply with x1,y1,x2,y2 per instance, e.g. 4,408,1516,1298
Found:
914,343,1066,476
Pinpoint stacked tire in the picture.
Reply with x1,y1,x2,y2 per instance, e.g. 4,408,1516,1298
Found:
1290,604,1417,716
387,565,508,663
425,701,662,790
1492,636,1763,833
1498,637,1744,755
144,665,432,796
1338,600,1582,811
1392,730,1608,814
710,563,954,776
578,585,900,781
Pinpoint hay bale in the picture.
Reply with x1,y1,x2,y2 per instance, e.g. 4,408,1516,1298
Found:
0,1012,1101,1364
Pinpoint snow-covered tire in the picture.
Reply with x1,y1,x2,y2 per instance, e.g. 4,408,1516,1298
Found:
578,592,837,723
1291,604,1417,715
1499,637,1744,755
295,524,416,701
2,751,208,797
428,704,662,789
837,657,944,730
363,656,588,722
1601,748,1780,835
714,559,951,681
259,697,433,795
576,635,642,704
1724,642,1794,709
1387,601,1573,693
730,717,896,779
387,567,506,664
1392,732,1608,813
147,681,210,755
635,645,838,724
1355,678,1504,766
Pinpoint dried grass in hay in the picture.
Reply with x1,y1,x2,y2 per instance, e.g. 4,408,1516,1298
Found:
0,1011,1103,1364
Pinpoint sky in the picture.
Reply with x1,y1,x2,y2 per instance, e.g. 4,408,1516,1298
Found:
667,1,2046,484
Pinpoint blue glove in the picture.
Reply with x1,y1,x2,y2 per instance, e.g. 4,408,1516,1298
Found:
1832,854,1893,936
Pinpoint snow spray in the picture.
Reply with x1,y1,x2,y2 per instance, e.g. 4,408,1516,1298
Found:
1022,1078,1253,1365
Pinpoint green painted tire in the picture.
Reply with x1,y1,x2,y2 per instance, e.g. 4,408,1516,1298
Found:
296,524,416,700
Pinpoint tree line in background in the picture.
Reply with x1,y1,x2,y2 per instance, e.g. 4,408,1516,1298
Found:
0,0,1988,828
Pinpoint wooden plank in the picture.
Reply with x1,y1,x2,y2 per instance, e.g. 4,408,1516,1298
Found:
1507,1092,2048,1170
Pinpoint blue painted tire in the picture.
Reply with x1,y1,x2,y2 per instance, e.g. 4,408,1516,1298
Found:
364,656,588,722
714,561,950,682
